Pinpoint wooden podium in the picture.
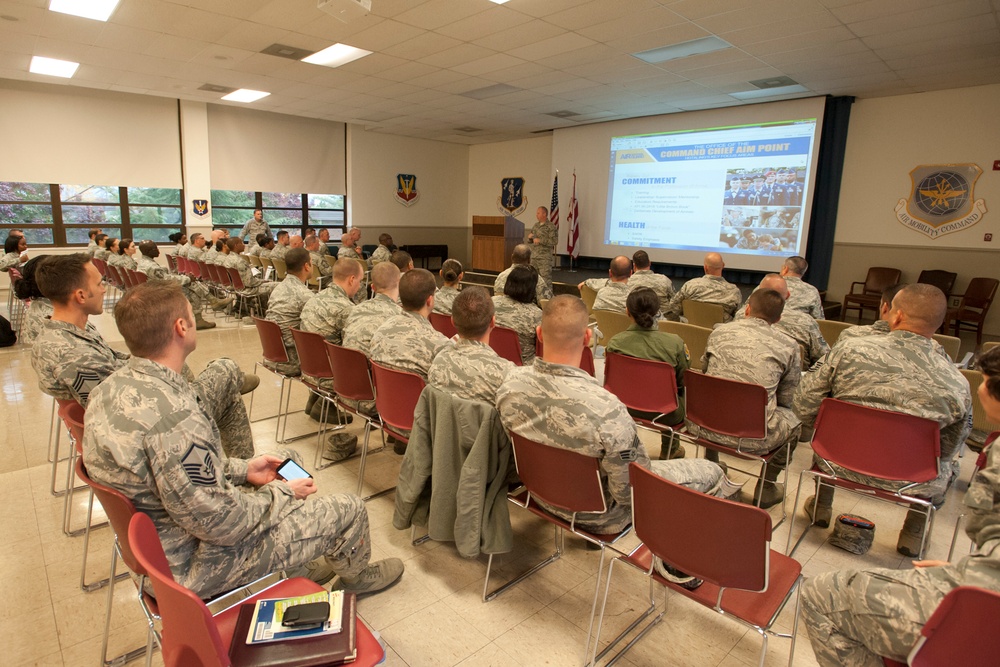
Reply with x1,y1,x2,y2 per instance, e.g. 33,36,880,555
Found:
472,215,524,273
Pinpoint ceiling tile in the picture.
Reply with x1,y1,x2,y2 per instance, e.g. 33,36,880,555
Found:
846,0,993,37
40,11,105,45
382,31,461,60
668,0,756,20
143,33,207,61
435,6,533,41
378,60,441,83
347,19,426,52
472,19,564,52
419,43,495,69
394,0,490,31
860,14,993,50
696,0,831,33
452,53,527,77
544,0,659,31
827,0,943,24
576,7,689,42
501,0,590,18
606,22,712,52
509,32,597,61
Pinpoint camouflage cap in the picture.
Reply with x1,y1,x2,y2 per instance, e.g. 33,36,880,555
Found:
829,513,875,555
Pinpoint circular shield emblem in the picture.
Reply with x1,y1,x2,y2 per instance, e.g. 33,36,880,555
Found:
913,171,969,217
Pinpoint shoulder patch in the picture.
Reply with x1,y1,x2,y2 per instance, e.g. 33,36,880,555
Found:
72,369,102,403
181,443,218,487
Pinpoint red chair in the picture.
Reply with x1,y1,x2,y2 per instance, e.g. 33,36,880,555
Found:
785,398,941,558
429,311,457,339
325,343,387,499
227,266,262,320
604,351,680,444
370,361,425,444
484,432,633,664
594,463,802,667
488,325,523,365
128,512,385,667
841,267,901,322
129,268,147,285
290,329,347,470
684,370,791,523
58,399,92,538
535,335,596,377
248,317,298,443
882,586,1000,667
944,277,999,345
164,253,177,273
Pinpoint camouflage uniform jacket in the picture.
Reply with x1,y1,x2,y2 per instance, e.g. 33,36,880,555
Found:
182,244,205,260
108,252,136,271
265,275,314,374
228,253,264,289
203,247,220,264
31,318,128,406
666,274,743,321
428,338,515,403
311,250,332,278
583,279,630,313
86,240,99,256
369,244,392,266
82,357,299,599
736,305,829,366
433,286,460,315
21,297,53,347
338,245,362,261
492,295,542,365
94,248,111,261
0,251,23,271
785,276,824,319
238,219,271,249
370,311,451,381
497,359,651,533
793,329,972,500
628,269,675,314
270,243,289,261
300,284,353,344
171,243,186,256
258,247,272,259
690,317,802,452
528,221,557,258
137,255,189,287
836,319,951,361
494,265,552,302
342,293,402,355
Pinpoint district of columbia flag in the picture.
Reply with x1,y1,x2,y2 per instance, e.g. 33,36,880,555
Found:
567,171,580,259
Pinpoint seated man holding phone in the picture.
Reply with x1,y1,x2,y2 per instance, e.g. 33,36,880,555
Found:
83,280,403,600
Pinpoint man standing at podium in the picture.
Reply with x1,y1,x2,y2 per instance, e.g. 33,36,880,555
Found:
527,206,556,291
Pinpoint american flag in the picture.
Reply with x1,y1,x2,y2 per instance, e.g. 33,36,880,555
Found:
567,171,580,258
548,173,559,228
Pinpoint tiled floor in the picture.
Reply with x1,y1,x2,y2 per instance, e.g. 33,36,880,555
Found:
0,308,986,667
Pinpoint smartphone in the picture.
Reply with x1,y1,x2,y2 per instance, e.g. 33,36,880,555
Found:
281,601,330,628
276,458,312,481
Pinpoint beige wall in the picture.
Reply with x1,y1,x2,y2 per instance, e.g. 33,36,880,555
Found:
830,83,1000,335
347,126,471,264
468,136,553,225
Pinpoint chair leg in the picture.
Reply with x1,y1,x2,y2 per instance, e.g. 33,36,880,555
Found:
948,513,966,561
918,504,935,560
353,422,373,493
591,558,664,666
80,487,127,592
784,472,813,556
483,524,564,602
100,545,149,667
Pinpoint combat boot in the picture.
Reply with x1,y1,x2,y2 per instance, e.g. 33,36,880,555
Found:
659,435,686,460
194,312,216,330
332,558,404,597
210,295,234,311
323,433,358,462
752,464,784,509
803,485,835,528
896,508,927,557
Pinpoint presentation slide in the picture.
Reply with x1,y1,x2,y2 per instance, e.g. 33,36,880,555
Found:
604,119,818,261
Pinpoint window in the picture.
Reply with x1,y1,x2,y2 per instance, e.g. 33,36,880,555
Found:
0,182,185,247
210,190,346,237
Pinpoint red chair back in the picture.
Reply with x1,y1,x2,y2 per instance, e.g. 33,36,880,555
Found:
165,254,177,272
77,458,146,576
909,586,1000,666
429,311,457,339
252,317,290,364
684,370,767,440
290,329,333,380
325,342,375,403
58,398,85,442
370,361,425,438
604,352,679,415
812,398,940,483
510,432,606,514
204,263,222,287
105,264,124,289
92,257,108,278
535,335,595,377
226,266,245,291
489,326,523,365
629,462,771,592
175,256,187,275
128,513,229,667
130,269,147,285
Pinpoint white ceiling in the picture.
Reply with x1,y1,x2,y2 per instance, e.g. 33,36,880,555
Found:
1,0,998,144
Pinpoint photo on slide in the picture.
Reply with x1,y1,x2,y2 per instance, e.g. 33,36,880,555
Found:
722,167,805,208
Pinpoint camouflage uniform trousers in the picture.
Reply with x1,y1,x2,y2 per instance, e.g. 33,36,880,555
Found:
263,328,301,377
193,358,255,460
801,566,955,667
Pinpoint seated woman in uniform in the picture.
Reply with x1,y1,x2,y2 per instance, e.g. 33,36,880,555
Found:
433,258,463,315
491,265,542,365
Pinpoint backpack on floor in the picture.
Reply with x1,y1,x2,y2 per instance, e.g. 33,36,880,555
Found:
0,315,16,347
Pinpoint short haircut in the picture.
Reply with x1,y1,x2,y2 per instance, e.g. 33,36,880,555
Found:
225,237,242,252
511,244,532,264
333,257,363,281
452,286,493,338
285,247,310,273
610,255,631,280
118,239,133,254
632,250,651,269
138,240,158,258
978,345,1000,402
747,288,785,324
504,265,538,304
190,233,203,243
880,283,906,308
391,250,412,272
88,228,101,240
255,233,268,246
541,295,589,349
378,233,392,246
36,254,92,304
626,287,659,329
304,235,319,250
893,283,947,331
441,258,463,283
254,207,262,214
783,256,808,275
276,230,289,240
537,206,548,216
371,261,400,291
114,281,190,358
4,236,20,254
94,233,107,246
399,268,437,310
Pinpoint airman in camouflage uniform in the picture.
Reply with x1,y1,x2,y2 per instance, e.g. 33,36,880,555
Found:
238,210,271,253
225,238,276,311
264,272,314,376
664,253,742,322
301,284,354,345
343,293,401,354
736,274,829,366
338,237,362,261
0,250,24,271
495,267,552,303
182,236,206,260
492,294,542,365
628,271,675,316
107,250,136,271
270,236,289,261
527,206,557,290
21,296,53,347
429,338,513,403
369,242,392,266
433,285,460,315
837,318,951,361
800,345,1000,666
581,257,632,313
780,256,824,319
370,311,451,381
137,248,211,315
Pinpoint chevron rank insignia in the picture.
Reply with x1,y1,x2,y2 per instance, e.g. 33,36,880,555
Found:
71,370,102,404
181,443,217,487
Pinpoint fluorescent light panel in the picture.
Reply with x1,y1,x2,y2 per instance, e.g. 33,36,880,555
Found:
730,84,810,100
489,0,510,4
29,55,79,78
221,89,270,103
48,0,120,22
633,36,732,64
301,43,371,68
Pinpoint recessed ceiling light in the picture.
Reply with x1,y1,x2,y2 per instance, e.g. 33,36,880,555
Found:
29,55,79,78
301,43,372,68
48,0,120,22
221,89,270,103
488,0,511,4
633,36,732,64
730,84,810,100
